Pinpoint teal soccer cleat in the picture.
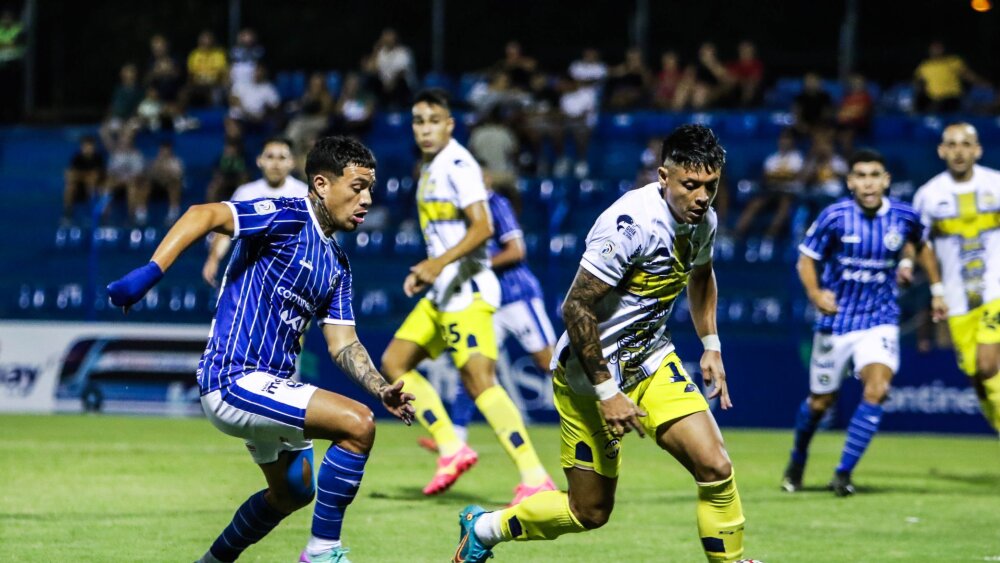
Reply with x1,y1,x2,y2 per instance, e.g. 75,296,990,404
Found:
452,505,494,563
298,547,351,563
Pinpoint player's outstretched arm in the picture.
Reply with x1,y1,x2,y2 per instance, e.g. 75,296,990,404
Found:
490,235,526,270
322,324,415,425
563,266,648,438
797,253,838,315
405,200,494,296
916,240,948,322
688,260,731,409
107,203,235,312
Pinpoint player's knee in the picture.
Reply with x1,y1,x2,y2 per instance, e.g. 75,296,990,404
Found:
974,360,998,382
694,457,733,484
285,448,316,507
341,404,376,453
809,393,836,412
569,501,613,530
863,381,891,404
379,353,405,380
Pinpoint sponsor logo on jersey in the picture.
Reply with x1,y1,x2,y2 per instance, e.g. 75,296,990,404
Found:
253,200,277,215
842,234,861,243
600,241,616,258
280,309,306,331
883,228,904,251
277,286,313,313
604,438,621,459
616,215,638,240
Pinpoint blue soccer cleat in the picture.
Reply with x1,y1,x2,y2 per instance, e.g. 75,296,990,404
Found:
452,505,494,563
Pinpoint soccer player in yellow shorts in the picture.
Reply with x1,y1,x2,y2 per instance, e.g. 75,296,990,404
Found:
453,125,750,562
913,122,1000,433
380,89,554,503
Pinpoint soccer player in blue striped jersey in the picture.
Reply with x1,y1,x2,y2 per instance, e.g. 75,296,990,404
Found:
782,148,947,497
107,136,415,563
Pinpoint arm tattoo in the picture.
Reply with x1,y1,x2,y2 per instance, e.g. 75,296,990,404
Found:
334,340,388,398
563,267,615,386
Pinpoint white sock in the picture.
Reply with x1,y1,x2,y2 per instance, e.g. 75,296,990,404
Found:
473,511,504,547
454,425,468,444
306,537,342,556
197,551,224,563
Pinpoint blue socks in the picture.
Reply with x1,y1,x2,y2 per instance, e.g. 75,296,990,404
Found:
312,445,369,542
209,489,286,562
790,398,823,466
837,401,883,474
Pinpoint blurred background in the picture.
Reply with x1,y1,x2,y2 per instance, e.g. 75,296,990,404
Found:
1,0,997,434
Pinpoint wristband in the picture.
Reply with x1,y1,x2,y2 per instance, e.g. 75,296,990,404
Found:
701,334,722,352
594,378,620,401
930,282,945,298
107,261,164,307
897,258,913,270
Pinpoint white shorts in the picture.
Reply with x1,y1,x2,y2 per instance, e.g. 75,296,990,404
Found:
809,324,899,394
494,297,557,354
201,371,318,464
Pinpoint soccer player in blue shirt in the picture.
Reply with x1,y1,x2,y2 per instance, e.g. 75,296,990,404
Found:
106,136,414,563
782,148,947,496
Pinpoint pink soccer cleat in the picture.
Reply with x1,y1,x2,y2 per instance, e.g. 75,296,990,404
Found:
423,444,478,495
508,476,557,506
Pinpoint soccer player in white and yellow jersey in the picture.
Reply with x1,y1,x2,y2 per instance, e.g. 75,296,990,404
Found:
380,89,555,502
453,125,748,563
913,123,1000,433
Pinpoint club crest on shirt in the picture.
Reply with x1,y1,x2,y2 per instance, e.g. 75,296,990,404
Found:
616,215,638,240
253,200,276,215
883,228,904,251
600,241,616,259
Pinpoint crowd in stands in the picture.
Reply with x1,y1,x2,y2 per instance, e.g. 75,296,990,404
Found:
60,26,997,247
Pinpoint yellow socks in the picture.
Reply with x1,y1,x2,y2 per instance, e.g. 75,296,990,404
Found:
981,374,1000,431
475,385,549,485
399,371,463,456
696,472,745,563
477,490,585,543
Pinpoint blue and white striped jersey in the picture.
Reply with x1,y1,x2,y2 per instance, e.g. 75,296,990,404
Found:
197,197,354,394
799,197,925,335
487,192,543,306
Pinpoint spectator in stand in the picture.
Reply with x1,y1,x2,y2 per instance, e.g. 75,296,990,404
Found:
495,40,536,92
652,51,684,110
185,30,228,107
229,28,264,89
689,42,731,109
145,34,184,128
522,71,564,176
634,138,663,187
205,140,249,202
285,72,333,157
606,47,652,110
801,133,847,201
791,72,834,139
372,28,416,108
62,136,106,226
134,86,168,131
835,74,874,154
135,140,185,225
725,40,764,107
468,71,530,121
229,63,280,131
558,73,598,179
568,47,608,102
100,63,144,145
223,115,244,148
104,131,146,225
469,107,519,184
329,72,375,138
0,9,24,122
913,40,990,113
734,129,804,242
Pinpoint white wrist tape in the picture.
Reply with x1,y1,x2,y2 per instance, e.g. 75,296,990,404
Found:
701,334,722,352
898,258,913,270
930,282,945,298
594,378,620,401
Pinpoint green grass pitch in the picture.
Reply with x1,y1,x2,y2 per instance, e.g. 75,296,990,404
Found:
1,414,998,562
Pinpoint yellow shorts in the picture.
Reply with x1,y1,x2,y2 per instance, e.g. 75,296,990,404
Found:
393,297,498,369
553,351,708,478
947,298,1000,376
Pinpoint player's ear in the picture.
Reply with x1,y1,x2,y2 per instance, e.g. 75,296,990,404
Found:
311,174,329,199
657,165,669,186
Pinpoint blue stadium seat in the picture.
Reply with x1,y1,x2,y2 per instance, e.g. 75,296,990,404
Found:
422,72,457,99
458,73,486,103
325,71,342,98
637,111,681,138
719,112,760,139
596,113,642,142
871,115,911,142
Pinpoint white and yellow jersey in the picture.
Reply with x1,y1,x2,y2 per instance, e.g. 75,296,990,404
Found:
416,139,499,312
913,164,1000,316
554,183,716,395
